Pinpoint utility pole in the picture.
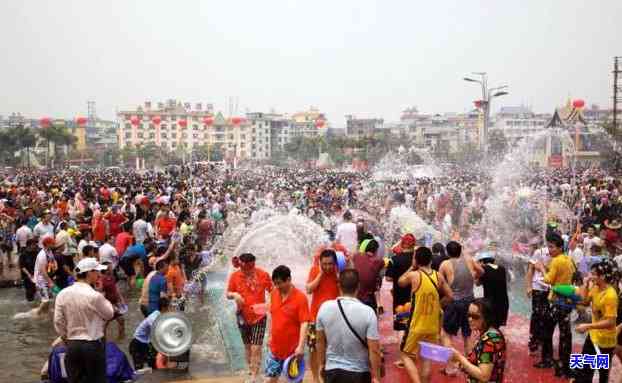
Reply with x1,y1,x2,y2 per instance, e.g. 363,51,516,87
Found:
614,57,621,134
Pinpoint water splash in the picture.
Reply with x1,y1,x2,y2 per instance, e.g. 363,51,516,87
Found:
372,150,442,182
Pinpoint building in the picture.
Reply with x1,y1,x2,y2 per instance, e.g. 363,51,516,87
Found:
345,115,383,138
88,119,118,150
491,106,550,144
119,100,257,161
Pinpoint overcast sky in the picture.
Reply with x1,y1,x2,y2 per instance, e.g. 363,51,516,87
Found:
1,0,620,127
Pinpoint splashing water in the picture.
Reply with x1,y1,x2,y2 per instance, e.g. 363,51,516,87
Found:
233,213,327,287
371,150,442,182
384,205,442,246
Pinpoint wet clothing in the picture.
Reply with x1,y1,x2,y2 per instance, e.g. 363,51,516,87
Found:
479,263,509,327
385,250,414,330
401,270,441,355
465,328,506,383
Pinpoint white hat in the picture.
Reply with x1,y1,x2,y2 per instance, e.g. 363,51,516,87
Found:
75,257,108,273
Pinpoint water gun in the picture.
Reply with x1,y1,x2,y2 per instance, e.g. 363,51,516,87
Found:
551,284,582,310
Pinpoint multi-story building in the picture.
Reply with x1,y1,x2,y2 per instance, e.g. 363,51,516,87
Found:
345,115,383,138
118,100,260,160
88,119,118,150
491,106,550,144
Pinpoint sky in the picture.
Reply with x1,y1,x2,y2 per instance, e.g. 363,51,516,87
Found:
1,0,620,128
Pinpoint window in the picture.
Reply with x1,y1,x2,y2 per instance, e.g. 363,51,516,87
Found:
172,133,177,139
125,123,131,129
149,133,155,139
182,133,187,139
229,134,234,140
125,132,131,139
241,135,246,140
193,134,198,139
172,142,177,148
137,133,143,138
161,133,167,139
171,124,177,129
192,124,198,130
171,115,177,121
161,124,168,130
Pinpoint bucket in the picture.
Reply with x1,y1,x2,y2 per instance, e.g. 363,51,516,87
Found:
419,341,452,362
251,303,268,316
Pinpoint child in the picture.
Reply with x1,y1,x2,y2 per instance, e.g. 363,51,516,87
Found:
129,297,170,372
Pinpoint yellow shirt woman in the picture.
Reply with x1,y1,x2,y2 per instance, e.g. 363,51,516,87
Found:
587,285,619,348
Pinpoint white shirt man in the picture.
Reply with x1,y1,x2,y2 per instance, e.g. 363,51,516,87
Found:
530,246,551,291
15,223,33,249
132,218,150,244
98,241,118,267
336,219,358,255
33,221,54,241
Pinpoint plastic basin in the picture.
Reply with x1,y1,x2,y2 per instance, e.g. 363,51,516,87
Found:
419,341,452,362
335,251,347,272
251,303,267,316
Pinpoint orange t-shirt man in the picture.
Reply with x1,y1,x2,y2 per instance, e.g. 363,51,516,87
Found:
269,287,310,360
166,264,186,298
227,268,273,325
155,216,177,238
307,265,339,321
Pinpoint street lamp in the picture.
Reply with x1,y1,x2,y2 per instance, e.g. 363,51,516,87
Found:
463,73,508,155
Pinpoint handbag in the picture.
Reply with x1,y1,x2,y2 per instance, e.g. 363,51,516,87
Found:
337,299,385,377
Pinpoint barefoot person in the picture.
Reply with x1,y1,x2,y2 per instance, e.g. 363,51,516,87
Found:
398,246,452,383
226,253,272,383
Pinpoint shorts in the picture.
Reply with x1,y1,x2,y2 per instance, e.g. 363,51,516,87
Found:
400,332,439,357
306,323,317,351
442,296,473,337
323,369,372,383
264,350,286,378
239,317,267,346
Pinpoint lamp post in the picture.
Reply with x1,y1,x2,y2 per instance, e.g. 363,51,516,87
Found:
463,73,509,157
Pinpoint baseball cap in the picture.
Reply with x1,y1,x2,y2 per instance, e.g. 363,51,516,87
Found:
474,251,495,262
75,257,108,273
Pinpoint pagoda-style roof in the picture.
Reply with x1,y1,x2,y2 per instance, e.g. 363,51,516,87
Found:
546,110,565,128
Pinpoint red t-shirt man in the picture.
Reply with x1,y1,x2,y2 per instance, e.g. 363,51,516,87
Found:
114,231,133,258
105,211,126,238
227,267,273,325
306,263,339,321
269,286,310,360
155,215,177,239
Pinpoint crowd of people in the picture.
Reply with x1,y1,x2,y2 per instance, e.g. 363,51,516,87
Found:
0,162,620,383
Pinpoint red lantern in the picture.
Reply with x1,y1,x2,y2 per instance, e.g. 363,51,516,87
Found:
231,116,242,125
474,100,483,109
572,99,585,109
203,116,214,126
130,115,141,126
76,117,88,126
178,119,188,128
40,117,51,128
151,115,161,125
315,119,325,129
